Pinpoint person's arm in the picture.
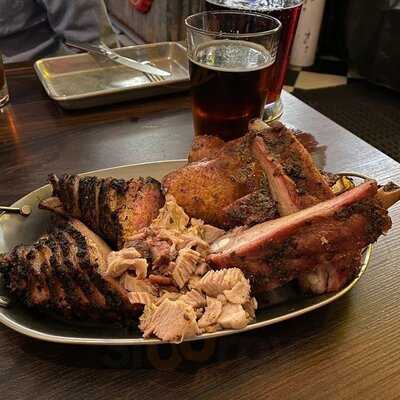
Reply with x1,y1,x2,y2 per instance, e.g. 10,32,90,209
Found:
36,0,117,46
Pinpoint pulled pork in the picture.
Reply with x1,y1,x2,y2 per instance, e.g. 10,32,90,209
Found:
101,195,257,342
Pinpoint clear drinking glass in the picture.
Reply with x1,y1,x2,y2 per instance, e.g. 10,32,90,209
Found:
0,52,9,107
205,1,304,122
185,11,281,140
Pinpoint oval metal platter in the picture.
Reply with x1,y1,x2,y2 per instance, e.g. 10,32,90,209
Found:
0,161,372,345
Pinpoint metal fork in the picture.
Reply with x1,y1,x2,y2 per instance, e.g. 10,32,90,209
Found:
141,61,166,83
0,205,31,217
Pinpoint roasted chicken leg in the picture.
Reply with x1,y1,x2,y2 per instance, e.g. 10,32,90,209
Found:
163,121,328,228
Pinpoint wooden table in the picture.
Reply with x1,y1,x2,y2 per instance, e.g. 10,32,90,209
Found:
0,64,399,400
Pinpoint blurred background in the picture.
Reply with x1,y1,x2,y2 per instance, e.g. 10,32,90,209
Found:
105,0,400,161
0,0,398,160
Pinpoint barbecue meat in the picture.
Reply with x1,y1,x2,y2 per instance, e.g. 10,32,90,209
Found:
163,120,333,228
40,175,164,249
208,181,393,293
253,122,334,214
163,133,266,227
163,124,275,227
251,130,400,293
188,121,326,164
297,182,400,294
222,189,279,227
188,135,225,162
252,123,366,293
0,218,142,321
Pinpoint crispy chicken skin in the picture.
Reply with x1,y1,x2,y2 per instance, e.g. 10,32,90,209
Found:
188,135,225,162
163,120,333,229
163,133,267,227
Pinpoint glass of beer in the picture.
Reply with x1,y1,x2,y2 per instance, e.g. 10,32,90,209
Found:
185,11,281,140
0,52,9,108
205,1,303,122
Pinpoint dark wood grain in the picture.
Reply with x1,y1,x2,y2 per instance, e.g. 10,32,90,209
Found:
0,64,399,400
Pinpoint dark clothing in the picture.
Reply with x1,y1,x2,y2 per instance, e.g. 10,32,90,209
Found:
0,0,116,62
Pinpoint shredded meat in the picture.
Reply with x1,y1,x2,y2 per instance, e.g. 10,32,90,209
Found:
104,248,148,278
140,299,199,342
198,296,222,328
172,248,202,288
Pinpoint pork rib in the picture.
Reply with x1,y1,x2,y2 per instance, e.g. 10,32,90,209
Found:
252,121,334,214
251,121,364,293
208,181,392,293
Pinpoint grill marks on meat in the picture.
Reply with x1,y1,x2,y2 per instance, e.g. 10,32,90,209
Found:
80,176,100,232
61,230,107,311
42,175,164,248
98,177,126,247
50,232,91,316
7,246,33,302
24,248,50,307
1,219,142,321
34,236,71,315
62,220,138,318
208,181,391,293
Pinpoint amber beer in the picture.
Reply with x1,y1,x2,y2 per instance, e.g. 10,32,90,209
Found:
205,0,303,105
185,11,281,139
189,40,274,140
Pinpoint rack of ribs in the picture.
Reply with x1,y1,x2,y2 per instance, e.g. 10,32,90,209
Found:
40,175,164,249
0,218,141,321
250,123,399,293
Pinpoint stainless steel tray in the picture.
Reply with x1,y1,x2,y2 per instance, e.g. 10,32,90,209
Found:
0,161,372,345
34,42,190,109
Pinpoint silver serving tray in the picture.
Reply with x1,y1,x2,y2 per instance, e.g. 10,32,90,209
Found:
0,161,372,345
34,42,190,109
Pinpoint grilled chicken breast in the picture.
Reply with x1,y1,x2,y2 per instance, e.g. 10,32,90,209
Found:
0,218,142,321
40,175,164,249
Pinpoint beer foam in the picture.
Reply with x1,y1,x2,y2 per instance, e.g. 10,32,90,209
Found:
190,40,274,73
206,0,303,12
